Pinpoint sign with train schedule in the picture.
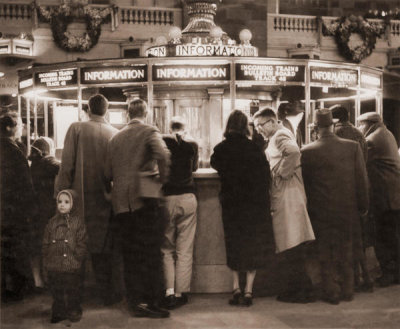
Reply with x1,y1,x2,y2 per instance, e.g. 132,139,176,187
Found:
235,63,305,83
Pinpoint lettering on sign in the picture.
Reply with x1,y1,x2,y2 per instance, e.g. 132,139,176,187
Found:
35,69,77,88
175,44,258,57
146,46,167,57
0,45,9,54
360,73,381,88
310,67,358,87
81,66,147,84
19,78,33,91
236,64,305,82
153,64,230,81
15,46,30,55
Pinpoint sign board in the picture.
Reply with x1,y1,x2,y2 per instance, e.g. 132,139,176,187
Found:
236,63,305,83
35,69,78,89
153,64,230,81
146,44,258,57
310,67,358,87
360,72,381,89
18,75,33,93
81,65,147,84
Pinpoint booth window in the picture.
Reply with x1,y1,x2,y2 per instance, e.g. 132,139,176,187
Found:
123,48,141,58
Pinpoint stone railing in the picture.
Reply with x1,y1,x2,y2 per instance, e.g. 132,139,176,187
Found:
270,14,318,32
0,2,181,27
119,6,178,25
0,2,32,20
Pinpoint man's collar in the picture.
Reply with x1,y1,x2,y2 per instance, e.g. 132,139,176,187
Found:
89,114,107,123
128,118,144,124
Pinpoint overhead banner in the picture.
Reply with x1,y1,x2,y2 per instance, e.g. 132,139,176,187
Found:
236,63,305,83
81,65,147,84
35,69,78,89
153,64,230,81
310,67,358,87
18,75,33,93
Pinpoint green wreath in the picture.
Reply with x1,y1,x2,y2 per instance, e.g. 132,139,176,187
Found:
36,3,112,52
323,15,384,63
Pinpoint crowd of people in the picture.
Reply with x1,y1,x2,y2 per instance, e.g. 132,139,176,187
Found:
1,95,399,322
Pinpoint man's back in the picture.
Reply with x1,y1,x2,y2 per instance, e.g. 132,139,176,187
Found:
335,121,368,161
162,135,198,196
106,120,169,214
301,134,369,231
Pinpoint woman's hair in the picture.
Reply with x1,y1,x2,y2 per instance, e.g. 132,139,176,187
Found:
128,98,147,119
0,111,19,137
224,110,250,138
330,105,349,123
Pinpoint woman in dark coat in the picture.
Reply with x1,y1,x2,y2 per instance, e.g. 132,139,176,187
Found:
0,111,35,302
29,137,60,290
210,110,274,307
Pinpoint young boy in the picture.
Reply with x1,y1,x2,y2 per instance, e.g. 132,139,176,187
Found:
42,189,88,323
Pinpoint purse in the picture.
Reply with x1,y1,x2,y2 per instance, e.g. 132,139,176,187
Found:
139,172,163,199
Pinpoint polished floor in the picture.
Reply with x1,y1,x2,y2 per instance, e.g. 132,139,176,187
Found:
1,285,400,329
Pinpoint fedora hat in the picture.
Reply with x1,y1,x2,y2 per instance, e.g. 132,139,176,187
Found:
315,109,333,127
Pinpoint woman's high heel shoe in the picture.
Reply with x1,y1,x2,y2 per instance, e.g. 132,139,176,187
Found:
243,292,253,307
229,288,241,305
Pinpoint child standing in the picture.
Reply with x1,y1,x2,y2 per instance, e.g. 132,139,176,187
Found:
42,189,87,323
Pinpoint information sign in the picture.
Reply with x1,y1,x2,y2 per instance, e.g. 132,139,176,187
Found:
310,67,358,87
81,65,147,84
153,64,230,81
235,63,305,82
35,69,77,89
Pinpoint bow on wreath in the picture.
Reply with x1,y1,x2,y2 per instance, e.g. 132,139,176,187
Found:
320,15,385,63
32,1,118,52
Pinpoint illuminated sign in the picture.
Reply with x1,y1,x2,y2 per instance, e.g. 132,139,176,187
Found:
0,45,9,54
360,73,381,89
35,69,77,88
15,45,30,55
236,64,305,82
153,64,230,81
18,77,33,92
81,65,147,84
146,44,258,57
146,46,167,57
310,67,358,87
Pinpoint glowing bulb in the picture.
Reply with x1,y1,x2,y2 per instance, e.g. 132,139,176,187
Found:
155,35,167,45
169,26,182,40
239,29,252,44
210,26,223,39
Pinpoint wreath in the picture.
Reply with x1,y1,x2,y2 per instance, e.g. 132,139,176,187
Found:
35,2,114,52
322,15,384,63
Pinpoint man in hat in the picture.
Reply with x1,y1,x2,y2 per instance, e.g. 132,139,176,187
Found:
358,112,400,286
331,105,373,291
301,109,369,304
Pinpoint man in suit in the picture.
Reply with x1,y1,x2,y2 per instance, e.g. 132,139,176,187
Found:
277,101,304,148
55,94,119,306
105,99,170,318
161,117,198,309
358,112,400,287
301,109,369,304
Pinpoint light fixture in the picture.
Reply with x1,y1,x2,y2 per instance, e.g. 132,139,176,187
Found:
0,72,4,78
239,29,252,45
210,26,223,39
168,26,182,43
155,35,167,45
12,93,17,97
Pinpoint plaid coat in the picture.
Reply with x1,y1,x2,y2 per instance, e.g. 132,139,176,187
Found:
42,190,88,273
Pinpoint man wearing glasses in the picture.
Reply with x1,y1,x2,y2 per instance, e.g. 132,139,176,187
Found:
253,108,315,303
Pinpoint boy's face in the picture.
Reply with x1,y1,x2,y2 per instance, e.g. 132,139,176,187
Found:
58,193,72,214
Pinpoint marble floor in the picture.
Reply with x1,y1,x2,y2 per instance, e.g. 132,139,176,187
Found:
1,285,400,329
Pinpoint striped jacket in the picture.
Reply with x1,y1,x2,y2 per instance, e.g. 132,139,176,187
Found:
42,212,88,273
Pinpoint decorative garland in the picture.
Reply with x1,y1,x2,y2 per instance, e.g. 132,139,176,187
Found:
35,2,115,52
322,15,385,63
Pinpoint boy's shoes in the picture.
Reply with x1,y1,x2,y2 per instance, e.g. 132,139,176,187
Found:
133,304,170,318
162,295,177,309
161,293,188,310
50,314,67,323
68,310,82,322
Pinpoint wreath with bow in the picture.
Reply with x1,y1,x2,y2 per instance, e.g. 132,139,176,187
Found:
35,2,115,52
322,15,384,63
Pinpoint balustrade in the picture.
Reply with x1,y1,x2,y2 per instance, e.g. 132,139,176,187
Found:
0,2,31,20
